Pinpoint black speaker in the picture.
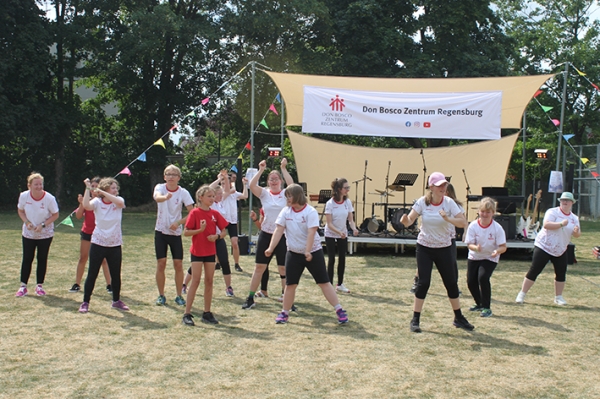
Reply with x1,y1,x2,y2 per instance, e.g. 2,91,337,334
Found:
494,215,516,240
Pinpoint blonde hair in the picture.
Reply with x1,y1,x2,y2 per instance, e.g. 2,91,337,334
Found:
285,184,307,206
479,197,497,213
164,164,181,176
27,172,44,186
268,170,284,190
195,185,214,203
97,178,119,197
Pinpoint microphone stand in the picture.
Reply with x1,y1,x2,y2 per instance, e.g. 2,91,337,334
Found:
462,168,471,220
384,161,391,232
362,160,372,223
420,149,427,196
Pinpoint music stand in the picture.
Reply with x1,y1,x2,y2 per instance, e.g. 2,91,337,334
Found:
391,173,418,208
298,182,307,196
318,190,332,225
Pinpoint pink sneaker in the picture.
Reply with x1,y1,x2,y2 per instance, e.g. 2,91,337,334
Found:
35,285,46,296
79,302,89,313
111,300,130,311
16,286,28,297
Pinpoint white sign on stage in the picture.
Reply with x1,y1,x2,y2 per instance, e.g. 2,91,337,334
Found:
302,86,502,140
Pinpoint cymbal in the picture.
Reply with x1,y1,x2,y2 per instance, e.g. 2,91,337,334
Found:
387,184,406,192
375,189,394,197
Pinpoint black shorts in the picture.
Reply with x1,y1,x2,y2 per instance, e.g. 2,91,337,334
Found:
255,230,287,265
227,223,238,238
191,254,216,263
80,231,92,241
285,249,329,285
154,231,184,260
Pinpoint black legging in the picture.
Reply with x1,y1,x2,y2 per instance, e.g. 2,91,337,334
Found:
21,236,53,285
84,244,122,303
526,246,568,282
414,243,460,299
325,237,348,286
215,238,231,275
466,259,497,309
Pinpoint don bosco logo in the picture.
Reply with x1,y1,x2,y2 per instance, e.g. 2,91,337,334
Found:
329,95,345,112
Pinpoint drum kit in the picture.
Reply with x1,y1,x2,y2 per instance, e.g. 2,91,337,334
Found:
363,180,419,236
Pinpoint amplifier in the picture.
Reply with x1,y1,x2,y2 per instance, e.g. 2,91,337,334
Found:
494,215,516,240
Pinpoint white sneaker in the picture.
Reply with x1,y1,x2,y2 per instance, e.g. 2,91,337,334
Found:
336,284,350,293
515,291,526,304
554,295,567,306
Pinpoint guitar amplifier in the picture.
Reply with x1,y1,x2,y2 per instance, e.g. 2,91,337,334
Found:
494,215,516,240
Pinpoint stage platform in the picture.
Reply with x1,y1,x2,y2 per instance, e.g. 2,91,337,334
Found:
249,233,536,255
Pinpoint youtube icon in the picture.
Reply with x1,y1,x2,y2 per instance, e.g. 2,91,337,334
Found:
423,122,431,128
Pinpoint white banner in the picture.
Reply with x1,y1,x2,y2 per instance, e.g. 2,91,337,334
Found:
302,86,502,140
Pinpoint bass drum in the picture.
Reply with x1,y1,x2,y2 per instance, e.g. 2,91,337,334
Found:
367,217,385,234
391,208,418,233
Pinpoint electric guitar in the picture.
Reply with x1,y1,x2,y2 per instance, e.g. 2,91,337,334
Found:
517,193,533,238
526,190,542,239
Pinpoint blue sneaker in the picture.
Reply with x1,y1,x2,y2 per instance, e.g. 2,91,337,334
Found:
174,295,186,306
336,308,348,324
156,295,166,306
275,311,289,324
480,308,493,318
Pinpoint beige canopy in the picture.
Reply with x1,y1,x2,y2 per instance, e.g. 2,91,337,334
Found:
289,130,519,223
264,71,553,129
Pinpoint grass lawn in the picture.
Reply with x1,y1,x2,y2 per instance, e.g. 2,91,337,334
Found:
1,211,599,398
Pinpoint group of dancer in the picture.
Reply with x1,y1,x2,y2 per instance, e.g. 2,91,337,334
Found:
14,166,582,331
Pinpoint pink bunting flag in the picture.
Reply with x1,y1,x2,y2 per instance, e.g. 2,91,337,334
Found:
269,104,279,116
201,97,210,105
551,119,560,126
119,167,132,176
169,125,178,131
534,90,543,98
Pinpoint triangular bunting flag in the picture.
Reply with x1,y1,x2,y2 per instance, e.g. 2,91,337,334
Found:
245,142,252,150
238,153,243,160
581,158,589,164
137,153,147,162
269,103,279,116
186,110,196,117
534,89,543,98
154,138,166,148
259,119,269,129
119,167,132,176
230,165,238,173
563,134,575,142
201,97,210,105
540,105,553,112
591,171,599,178
551,119,560,126
574,66,586,76
169,125,178,131
59,215,74,227
592,83,599,91
275,93,281,103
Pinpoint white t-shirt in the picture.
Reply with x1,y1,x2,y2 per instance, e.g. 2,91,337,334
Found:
154,184,194,236
222,191,243,224
534,206,580,257
90,197,124,247
275,204,322,254
17,190,59,240
412,196,461,248
324,198,353,238
465,219,507,263
210,201,227,234
260,188,287,234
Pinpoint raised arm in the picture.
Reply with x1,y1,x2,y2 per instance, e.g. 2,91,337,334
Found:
280,157,293,186
249,160,266,197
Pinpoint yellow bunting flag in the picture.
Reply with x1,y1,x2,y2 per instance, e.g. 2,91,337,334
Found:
581,158,589,164
574,66,586,76
154,138,166,148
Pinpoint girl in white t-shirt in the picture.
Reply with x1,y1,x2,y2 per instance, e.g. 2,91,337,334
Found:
16,173,60,297
242,158,294,310
79,177,128,313
265,184,348,325
464,197,507,317
400,172,473,333
324,178,359,293
515,192,581,306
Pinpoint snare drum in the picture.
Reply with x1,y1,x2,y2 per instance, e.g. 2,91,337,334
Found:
367,217,385,233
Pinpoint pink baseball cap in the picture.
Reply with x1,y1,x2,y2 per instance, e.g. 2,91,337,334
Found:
428,172,447,187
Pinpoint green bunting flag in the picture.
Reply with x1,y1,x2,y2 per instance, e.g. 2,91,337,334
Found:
259,119,269,129
541,105,553,112
60,215,74,228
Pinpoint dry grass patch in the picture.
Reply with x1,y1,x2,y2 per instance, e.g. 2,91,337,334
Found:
1,212,599,398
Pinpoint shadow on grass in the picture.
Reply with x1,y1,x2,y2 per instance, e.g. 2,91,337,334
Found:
493,314,571,332
428,330,549,355
350,292,410,307
41,294,169,330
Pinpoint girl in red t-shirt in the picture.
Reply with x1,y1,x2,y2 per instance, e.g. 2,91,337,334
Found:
182,185,228,326
69,177,111,293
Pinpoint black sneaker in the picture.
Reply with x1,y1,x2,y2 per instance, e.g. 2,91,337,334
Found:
215,263,221,270
410,319,422,333
469,304,483,312
182,313,195,326
409,276,418,294
242,296,255,309
453,315,475,331
106,284,112,294
291,304,298,312
69,283,81,293
201,311,219,324
235,264,243,272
